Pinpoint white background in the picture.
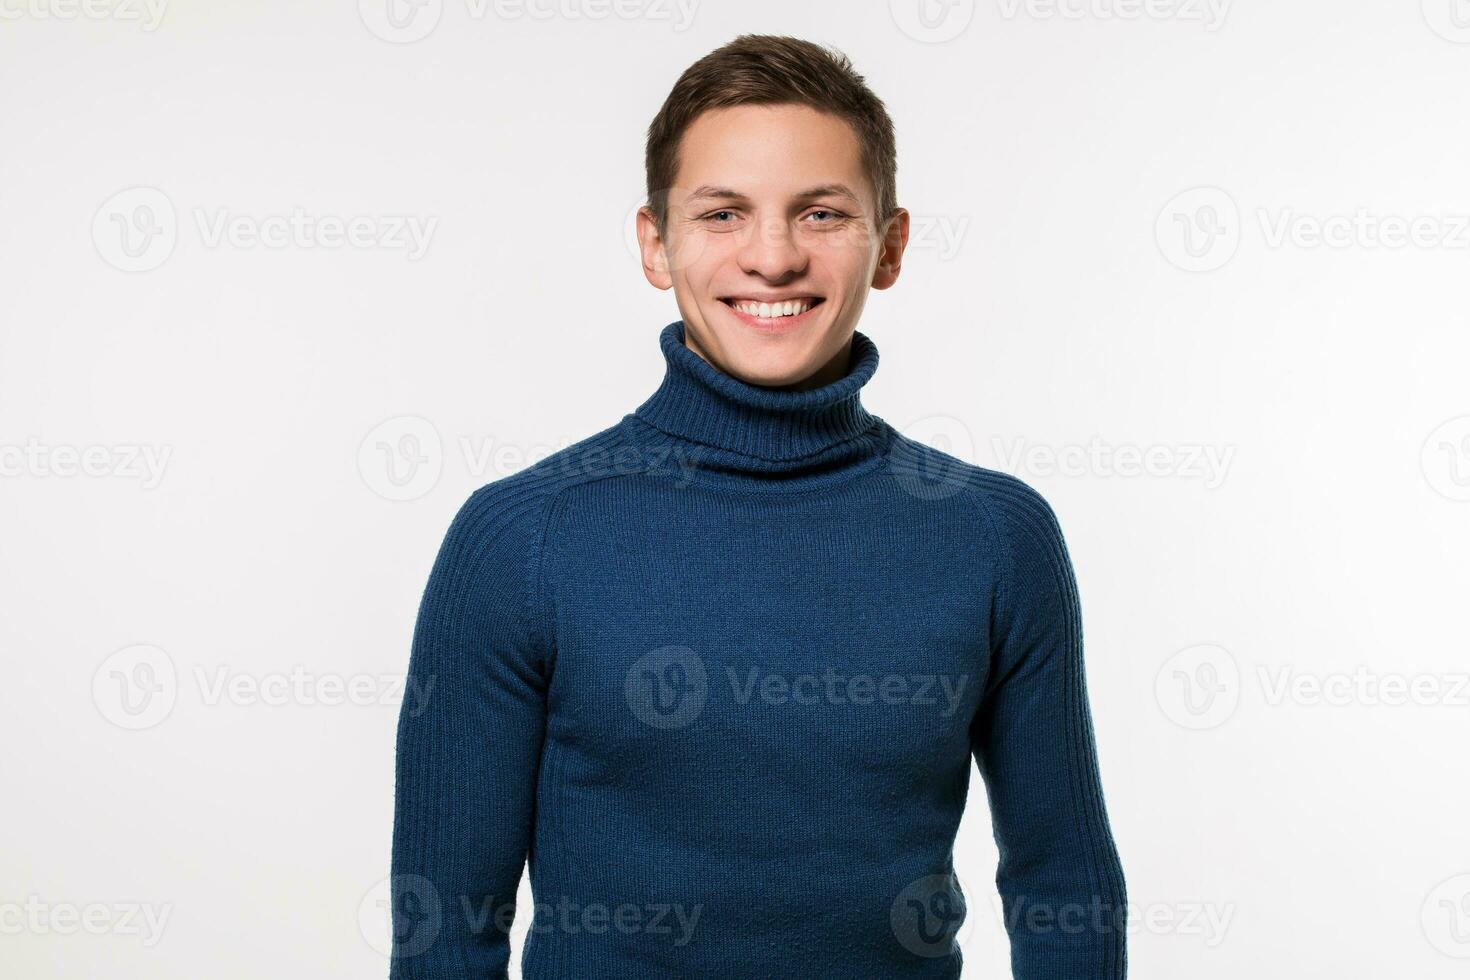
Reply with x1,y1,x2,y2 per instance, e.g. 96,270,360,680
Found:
3,1,1469,977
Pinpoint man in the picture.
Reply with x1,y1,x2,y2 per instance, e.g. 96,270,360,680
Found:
390,33,1127,979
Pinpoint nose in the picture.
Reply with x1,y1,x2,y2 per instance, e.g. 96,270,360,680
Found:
735,213,808,282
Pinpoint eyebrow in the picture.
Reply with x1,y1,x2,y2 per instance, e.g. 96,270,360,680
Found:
685,183,862,205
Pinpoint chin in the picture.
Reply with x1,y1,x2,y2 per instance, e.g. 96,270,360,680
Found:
715,331,831,388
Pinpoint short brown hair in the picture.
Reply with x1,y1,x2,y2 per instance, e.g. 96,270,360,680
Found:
644,34,898,238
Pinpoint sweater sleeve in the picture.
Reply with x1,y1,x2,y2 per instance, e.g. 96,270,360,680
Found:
969,478,1128,979
388,484,555,979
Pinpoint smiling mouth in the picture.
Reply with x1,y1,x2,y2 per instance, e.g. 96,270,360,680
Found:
718,296,825,324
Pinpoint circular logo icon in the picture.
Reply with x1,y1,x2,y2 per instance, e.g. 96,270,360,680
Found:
1421,415,1470,502
359,0,443,43
1422,873,1470,958
360,874,442,959
93,187,177,273
1154,643,1240,730
625,645,708,730
625,190,717,275
92,644,178,730
1155,186,1240,273
889,0,976,43
891,872,970,958
887,415,977,501
1423,0,1470,43
358,416,443,502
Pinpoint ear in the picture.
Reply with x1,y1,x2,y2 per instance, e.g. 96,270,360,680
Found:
870,207,910,290
636,206,674,290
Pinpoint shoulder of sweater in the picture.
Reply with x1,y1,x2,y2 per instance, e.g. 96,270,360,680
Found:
884,427,1068,575
937,457,1073,608
466,420,630,499
883,428,1059,530
442,420,633,550
424,423,634,637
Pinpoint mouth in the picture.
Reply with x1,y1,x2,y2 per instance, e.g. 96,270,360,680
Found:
717,295,825,332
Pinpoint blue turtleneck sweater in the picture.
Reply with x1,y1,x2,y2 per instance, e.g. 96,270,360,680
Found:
389,321,1127,979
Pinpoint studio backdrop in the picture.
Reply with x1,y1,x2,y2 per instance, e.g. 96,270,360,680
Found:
2,2,1467,978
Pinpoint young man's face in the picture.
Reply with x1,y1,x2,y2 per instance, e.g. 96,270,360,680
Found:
638,102,908,389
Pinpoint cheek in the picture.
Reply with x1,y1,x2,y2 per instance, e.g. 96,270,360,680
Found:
667,231,727,280
810,230,874,268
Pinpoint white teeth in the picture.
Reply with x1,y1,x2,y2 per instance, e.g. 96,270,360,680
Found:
731,299,814,318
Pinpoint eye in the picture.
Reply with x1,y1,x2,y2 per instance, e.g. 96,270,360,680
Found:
806,208,847,223
702,210,738,223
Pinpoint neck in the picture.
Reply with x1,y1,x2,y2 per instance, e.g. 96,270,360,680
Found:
624,320,887,482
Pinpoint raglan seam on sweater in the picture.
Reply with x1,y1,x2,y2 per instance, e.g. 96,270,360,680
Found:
536,482,577,980
959,472,1122,971
1001,486,1124,974
1005,484,1125,973
493,432,652,668
955,475,1009,699
486,475,598,980
526,484,566,677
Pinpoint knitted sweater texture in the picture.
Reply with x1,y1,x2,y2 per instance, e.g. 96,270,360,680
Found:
389,320,1127,979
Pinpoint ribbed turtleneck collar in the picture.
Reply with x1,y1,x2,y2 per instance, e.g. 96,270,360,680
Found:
629,320,885,475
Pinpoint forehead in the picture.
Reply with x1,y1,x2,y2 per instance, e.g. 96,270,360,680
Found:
674,103,868,204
